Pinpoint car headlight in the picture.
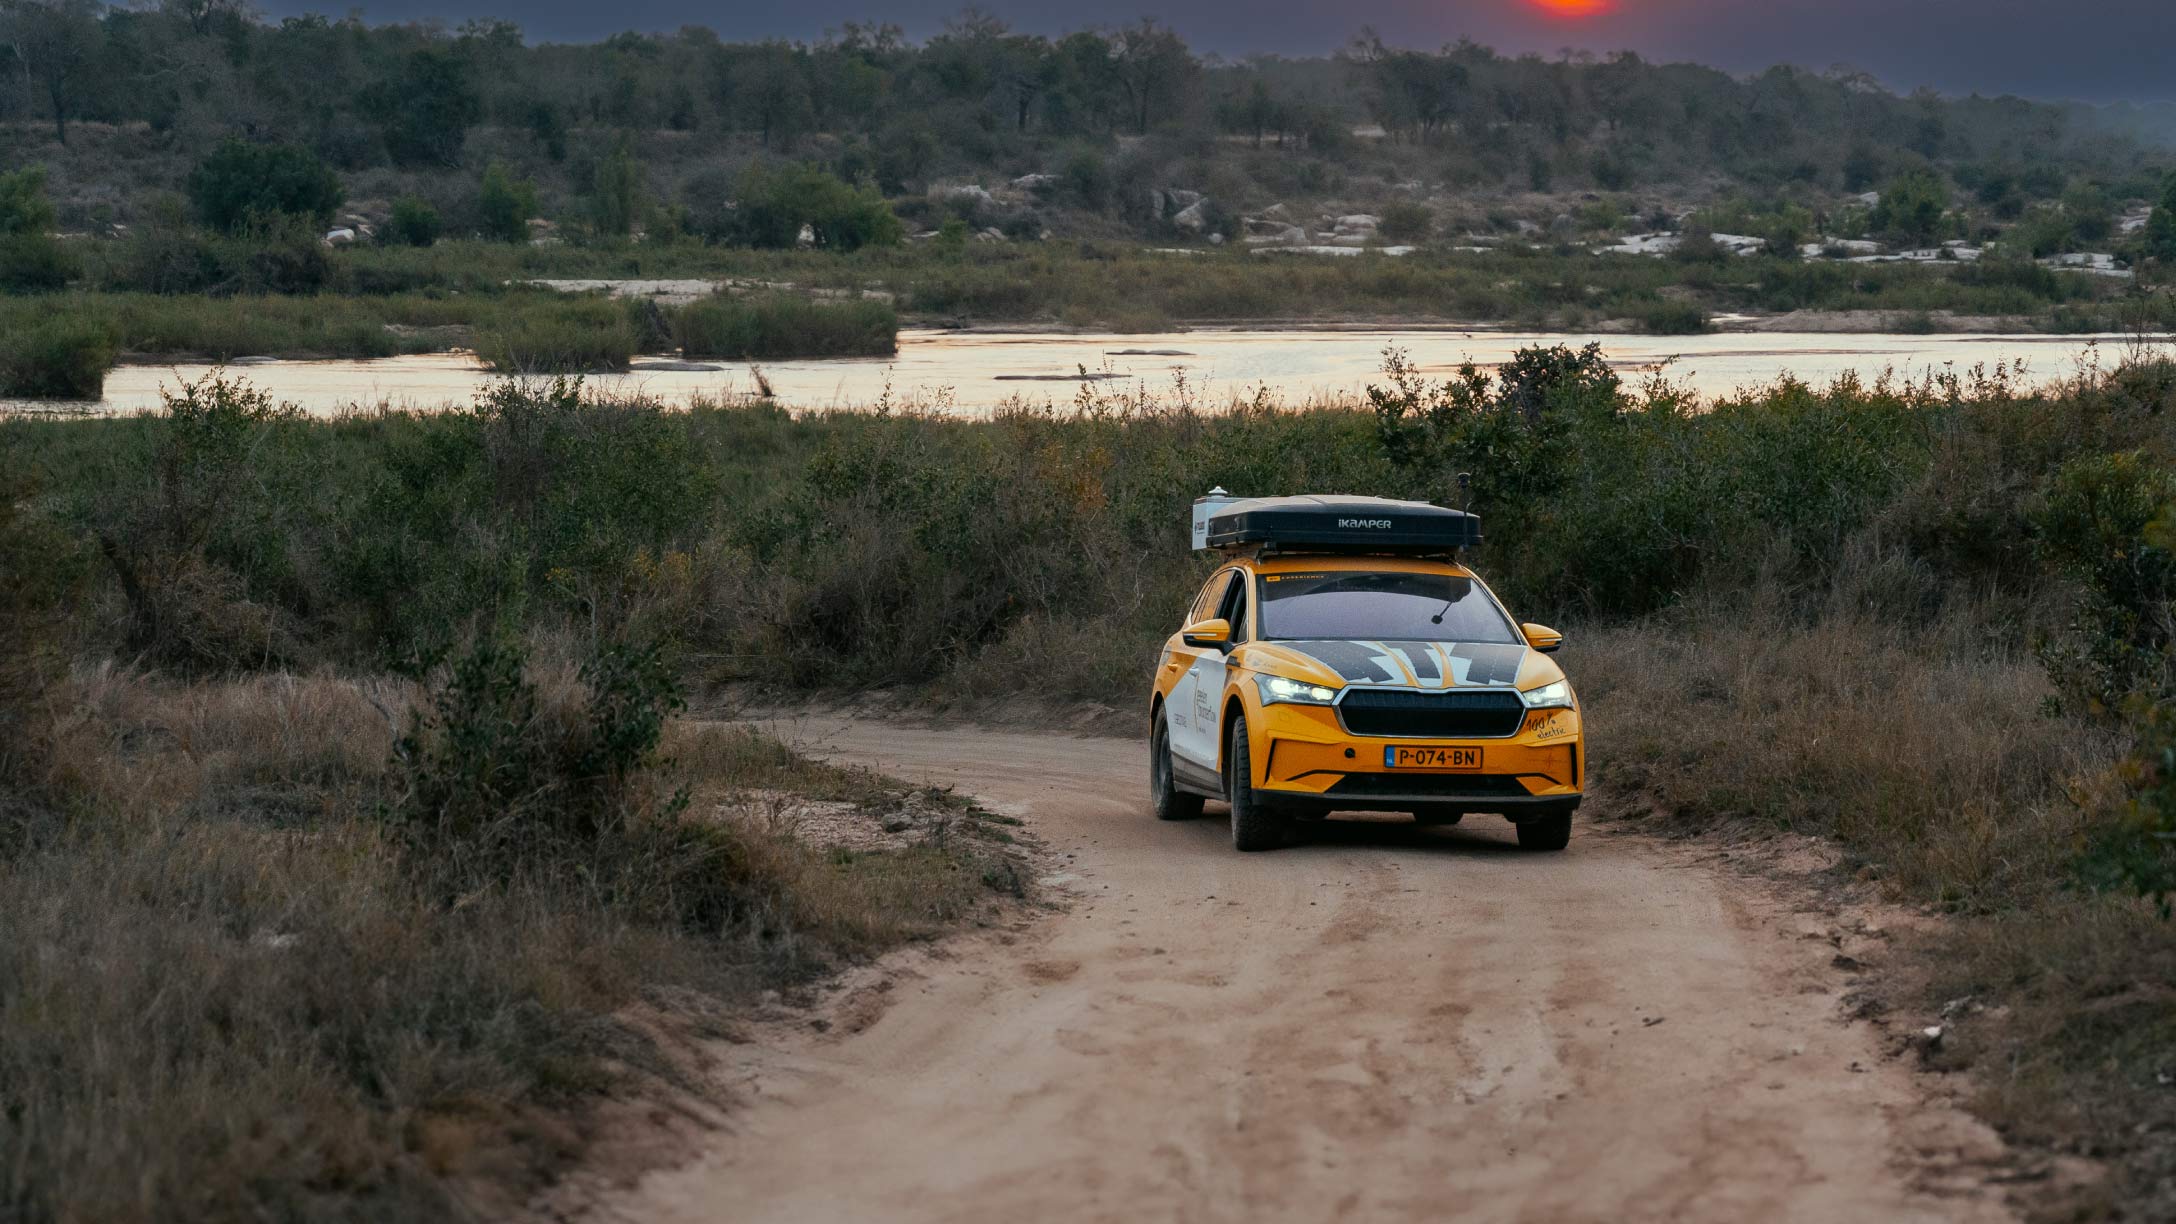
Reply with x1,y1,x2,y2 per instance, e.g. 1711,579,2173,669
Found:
1256,674,1340,706
1522,679,1574,709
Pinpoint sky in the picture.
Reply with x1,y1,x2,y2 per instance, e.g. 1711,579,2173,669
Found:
262,0,2176,103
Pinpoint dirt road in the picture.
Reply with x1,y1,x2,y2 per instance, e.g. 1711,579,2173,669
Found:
603,719,2015,1224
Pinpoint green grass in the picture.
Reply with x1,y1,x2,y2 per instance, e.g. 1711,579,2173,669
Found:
674,294,898,360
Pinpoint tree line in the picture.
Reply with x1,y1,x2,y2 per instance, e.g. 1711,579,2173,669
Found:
0,0,2161,199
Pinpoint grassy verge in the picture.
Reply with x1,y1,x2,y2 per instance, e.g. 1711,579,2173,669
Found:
0,656,1022,1221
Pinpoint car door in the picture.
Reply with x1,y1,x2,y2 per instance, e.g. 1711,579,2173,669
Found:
1171,570,1248,771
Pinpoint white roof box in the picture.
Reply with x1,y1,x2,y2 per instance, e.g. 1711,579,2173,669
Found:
1198,494,1481,554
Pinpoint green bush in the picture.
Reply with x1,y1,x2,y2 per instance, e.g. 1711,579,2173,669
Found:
674,295,898,360
0,320,115,399
478,162,538,244
475,306,636,373
1378,201,1434,244
388,196,441,247
186,140,344,235
2032,452,2176,714
0,234,75,293
719,163,903,251
0,165,57,236
1631,298,1708,335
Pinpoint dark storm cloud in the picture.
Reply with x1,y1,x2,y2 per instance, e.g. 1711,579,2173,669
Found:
264,0,2176,101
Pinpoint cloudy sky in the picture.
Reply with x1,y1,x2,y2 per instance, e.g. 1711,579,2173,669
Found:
265,0,2176,102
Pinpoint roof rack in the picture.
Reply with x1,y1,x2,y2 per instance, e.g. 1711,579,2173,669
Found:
1193,494,1481,555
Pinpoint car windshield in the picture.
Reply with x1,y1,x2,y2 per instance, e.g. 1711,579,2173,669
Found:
1258,570,1521,644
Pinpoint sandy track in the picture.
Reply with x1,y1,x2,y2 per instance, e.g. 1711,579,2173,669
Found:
601,718,2014,1224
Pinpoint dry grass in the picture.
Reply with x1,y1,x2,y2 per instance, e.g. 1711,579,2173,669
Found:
1576,557,2121,911
0,666,1022,1223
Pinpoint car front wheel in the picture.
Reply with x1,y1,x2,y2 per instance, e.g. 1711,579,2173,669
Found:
1150,713,1204,822
1226,719,1288,852
1514,812,1573,851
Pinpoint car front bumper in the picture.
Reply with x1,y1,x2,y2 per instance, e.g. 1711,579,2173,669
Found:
1251,699,1583,815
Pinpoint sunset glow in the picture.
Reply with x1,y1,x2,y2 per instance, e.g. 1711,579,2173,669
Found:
1526,0,1615,17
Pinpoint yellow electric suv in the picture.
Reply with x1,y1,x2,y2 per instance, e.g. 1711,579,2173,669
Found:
1148,494,1583,852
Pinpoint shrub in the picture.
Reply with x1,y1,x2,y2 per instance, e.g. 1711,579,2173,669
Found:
1378,201,1434,244
186,140,344,235
478,162,538,244
0,234,75,292
1632,298,1709,335
721,163,903,251
86,374,306,669
0,165,57,236
2032,452,2176,713
674,295,898,360
1870,170,1950,246
475,309,636,373
0,319,115,399
388,195,441,247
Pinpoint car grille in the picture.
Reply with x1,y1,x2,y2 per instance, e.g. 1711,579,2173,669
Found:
1325,773,1535,798
1336,689,1528,738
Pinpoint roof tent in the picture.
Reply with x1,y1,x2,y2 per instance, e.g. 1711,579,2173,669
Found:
1199,494,1481,554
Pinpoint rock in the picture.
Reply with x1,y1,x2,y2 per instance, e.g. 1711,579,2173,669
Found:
1172,201,1209,234
1550,214,1576,234
976,227,1007,243
1208,232,1225,246
1855,191,1882,207
322,227,356,246
933,183,994,208
1242,222,1308,247
630,360,725,373
1513,219,1543,236
1259,202,1291,221
795,222,816,247
1333,213,1381,232
1164,188,1204,212
1010,173,1057,191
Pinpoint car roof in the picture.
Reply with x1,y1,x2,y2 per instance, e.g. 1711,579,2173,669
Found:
1243,554,1476,579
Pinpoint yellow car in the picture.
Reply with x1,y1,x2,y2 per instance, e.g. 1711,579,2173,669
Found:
1149,494,1583,852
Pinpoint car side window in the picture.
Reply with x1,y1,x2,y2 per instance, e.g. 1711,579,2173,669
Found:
1217,571,1250,642
1189,570,1233,626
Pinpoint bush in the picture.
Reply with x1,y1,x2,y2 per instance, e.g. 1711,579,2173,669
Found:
478,162,538,244
388,196,441,247
674,295,898,360
1632,298,1709,335
2033,452,2176,713
186,140,344,235
0,320,115,399
589,143,643,238
720,163,903,251
1378,201,1434,244
475,308,636,373
0,234,75,292
0,165,57,236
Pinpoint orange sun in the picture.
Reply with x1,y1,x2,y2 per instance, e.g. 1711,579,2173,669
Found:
1527,0,1615,16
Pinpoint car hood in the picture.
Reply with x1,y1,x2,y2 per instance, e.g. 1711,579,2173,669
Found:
1238,639,1563,692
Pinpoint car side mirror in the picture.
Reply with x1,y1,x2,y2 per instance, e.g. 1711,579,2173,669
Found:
1521,622,1564,653
1181,617,1233,650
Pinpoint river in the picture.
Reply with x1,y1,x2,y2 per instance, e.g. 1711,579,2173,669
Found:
10,327,2166,417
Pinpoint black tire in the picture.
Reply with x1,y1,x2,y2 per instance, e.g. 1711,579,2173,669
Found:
1514,813,1573,851
1150,713,1204,822
1226,718,1287,852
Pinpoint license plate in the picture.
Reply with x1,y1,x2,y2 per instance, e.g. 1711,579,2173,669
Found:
1384,745,1482,771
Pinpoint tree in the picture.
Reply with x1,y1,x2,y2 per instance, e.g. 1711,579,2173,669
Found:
366,46,482,168
388,195,440,247
589,141,643,237
0,164,71,291
477,161,536,243
0,164,57,235
2145,174,2176,265
1870,170,1949,246
186,140,344,234
1108,19,1195,135
721,162,901,251
0,0,106,145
